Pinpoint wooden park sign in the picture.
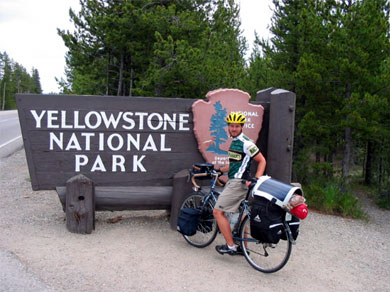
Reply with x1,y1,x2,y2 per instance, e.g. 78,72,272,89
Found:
16,88,296,232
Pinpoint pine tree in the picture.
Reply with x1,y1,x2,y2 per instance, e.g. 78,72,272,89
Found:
31,68,42,94
260,0,390,190
207,101,228,154
58,0,247,98
0,51,43,110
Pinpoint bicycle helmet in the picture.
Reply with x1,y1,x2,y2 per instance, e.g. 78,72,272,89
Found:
226,112,246,124
290,203,308,220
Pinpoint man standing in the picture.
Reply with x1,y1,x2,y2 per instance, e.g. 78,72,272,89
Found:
213,112,266,255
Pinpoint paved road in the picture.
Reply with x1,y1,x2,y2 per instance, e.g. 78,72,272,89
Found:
0,111,53,291
0,110,23,158
0,249,55,292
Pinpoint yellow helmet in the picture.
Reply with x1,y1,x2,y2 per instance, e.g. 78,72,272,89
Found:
226,112,246,124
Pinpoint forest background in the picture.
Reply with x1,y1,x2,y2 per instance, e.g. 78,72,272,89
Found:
1,0,389,216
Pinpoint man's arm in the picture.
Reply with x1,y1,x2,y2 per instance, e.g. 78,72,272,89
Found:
253,152,266,179
218,164,229,174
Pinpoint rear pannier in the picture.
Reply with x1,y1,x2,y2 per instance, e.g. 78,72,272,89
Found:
250,196,285,244
250,176,306,243
281,213,300,241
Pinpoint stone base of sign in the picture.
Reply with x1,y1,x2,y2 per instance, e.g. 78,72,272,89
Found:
169,169,224,230
169,169,194,230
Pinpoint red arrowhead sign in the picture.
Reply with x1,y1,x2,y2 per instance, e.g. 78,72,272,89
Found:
192,88,264,168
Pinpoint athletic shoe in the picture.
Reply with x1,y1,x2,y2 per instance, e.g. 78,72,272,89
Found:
215,244,237,255
235,245,245,256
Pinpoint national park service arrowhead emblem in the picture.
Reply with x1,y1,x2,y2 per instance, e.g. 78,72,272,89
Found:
192,88,264,167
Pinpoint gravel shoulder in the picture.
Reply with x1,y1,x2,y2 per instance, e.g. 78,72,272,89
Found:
1,150,389,292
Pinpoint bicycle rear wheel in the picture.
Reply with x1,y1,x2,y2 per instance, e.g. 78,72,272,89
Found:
239,215,292,273
180,192,218,248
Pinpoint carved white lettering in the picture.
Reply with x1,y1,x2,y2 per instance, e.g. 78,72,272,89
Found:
107,133,124,151
143,134,157,151
60,110,72,129
75,154,88,172
112,155,125,172
100,111,123,129
147,113,163,130
179,114,190,130
30,110,46,128
47,110,59,129
85,111,102,129
74,111,86,129
127,134,140,151
160,134,171,151
122,112,135,130
133,155,146,172
91,155,106,172
81,133,95,151
65,133,82,151
49,132,63,150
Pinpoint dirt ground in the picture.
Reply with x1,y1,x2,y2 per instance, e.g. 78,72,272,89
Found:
0,150,389,292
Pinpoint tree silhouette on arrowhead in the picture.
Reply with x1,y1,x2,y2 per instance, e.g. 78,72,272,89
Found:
206,101,228,155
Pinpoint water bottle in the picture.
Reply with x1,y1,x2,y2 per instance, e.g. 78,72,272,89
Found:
226,211,239,231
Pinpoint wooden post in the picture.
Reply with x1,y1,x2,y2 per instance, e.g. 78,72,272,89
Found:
257,88,296,183
66,174,95,234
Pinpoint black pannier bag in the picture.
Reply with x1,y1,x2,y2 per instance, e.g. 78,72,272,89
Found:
177,208,200,236
250,196,285,244
281,214,300,241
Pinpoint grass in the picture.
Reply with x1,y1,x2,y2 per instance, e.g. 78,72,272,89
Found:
303,178,367,219
350,179,390,211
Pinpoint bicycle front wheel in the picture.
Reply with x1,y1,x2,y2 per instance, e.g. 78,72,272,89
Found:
180,192,218,248
239,215,292,273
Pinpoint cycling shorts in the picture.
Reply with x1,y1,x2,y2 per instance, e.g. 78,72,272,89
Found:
214,179,248,213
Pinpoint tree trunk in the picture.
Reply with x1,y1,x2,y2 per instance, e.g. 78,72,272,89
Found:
2,81,5,110
342,82,352,185
342,127,352,183
117,53,124,96
106,54,109,95
129,67,133,97
364,140,373,185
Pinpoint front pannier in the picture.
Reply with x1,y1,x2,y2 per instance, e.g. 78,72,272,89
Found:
250,196,285,244
177,208,200,236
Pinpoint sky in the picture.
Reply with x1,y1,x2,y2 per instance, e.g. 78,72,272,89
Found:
0,0,273,94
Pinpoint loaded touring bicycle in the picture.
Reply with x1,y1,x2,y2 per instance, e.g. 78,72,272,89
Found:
177,163,308,273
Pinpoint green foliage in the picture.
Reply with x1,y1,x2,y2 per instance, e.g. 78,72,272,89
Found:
58,0,247,98
0,51,42,110
376,193,390,210
304,178,366,219
262,0,390,196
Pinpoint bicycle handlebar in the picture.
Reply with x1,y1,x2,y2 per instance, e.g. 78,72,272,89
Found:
190,172,224,189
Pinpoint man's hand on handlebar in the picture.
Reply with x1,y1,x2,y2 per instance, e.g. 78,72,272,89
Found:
246,177,258,188
215,169,223,177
